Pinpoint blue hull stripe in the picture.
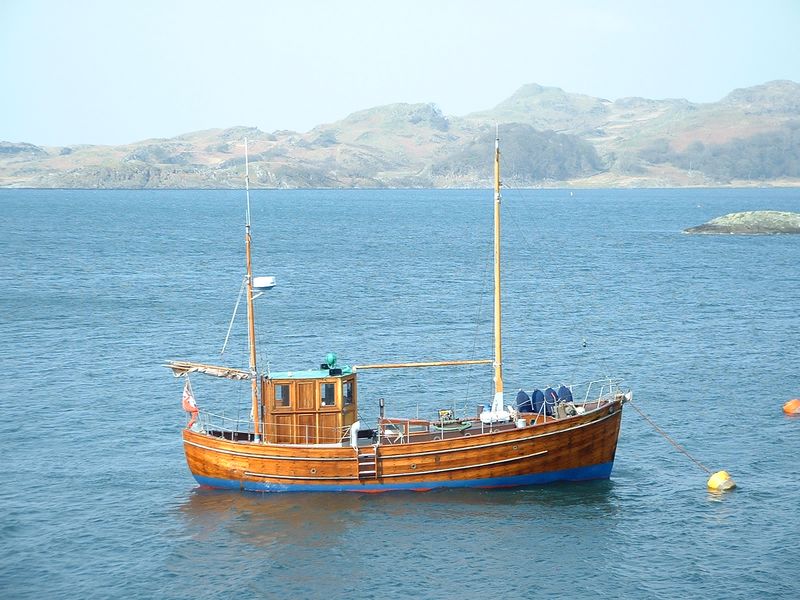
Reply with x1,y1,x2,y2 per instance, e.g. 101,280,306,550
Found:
192,461,614,493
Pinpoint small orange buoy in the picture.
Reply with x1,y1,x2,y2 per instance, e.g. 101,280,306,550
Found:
784,399,800,415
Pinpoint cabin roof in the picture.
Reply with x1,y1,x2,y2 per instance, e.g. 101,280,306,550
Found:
268,366,354,380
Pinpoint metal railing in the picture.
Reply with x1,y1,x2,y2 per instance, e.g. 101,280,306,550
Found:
185,378,628,445
189,409,353,445
578,378,627,404
509,377,627,421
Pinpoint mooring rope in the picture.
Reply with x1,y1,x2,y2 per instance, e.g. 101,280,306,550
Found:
628,400,711,474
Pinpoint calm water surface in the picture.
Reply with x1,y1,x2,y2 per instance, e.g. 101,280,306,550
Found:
1,188,799,599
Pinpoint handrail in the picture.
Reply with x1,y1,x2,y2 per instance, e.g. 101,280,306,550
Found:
515,378,623,407
192,409,358,445
188,377,628,445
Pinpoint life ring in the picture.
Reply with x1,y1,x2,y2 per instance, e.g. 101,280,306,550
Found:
432,420,473,432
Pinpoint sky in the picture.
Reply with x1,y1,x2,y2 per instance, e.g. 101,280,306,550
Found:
1,0,799,146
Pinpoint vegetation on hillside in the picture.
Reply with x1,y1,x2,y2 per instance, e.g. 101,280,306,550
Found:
639,122,800,182
432,124,604,182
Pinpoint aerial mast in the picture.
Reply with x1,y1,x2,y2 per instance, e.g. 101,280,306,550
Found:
244,138,261,442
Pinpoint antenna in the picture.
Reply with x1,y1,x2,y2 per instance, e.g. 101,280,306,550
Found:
245,138,252,227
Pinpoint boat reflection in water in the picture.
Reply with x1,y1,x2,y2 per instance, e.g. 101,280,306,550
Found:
178,479,620,542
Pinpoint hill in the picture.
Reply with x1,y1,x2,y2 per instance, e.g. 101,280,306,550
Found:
2,80,799,188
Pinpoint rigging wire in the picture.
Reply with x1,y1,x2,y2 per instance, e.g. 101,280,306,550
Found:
461,229,493,415
221,276,247,356
500,183,614,384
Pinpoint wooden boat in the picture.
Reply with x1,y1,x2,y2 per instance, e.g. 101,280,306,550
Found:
167,136,629,492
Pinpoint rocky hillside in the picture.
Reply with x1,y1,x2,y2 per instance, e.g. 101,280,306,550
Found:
2,80,799,188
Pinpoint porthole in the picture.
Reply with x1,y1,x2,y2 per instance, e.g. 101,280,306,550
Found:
411,464,417,469
310,468,317,474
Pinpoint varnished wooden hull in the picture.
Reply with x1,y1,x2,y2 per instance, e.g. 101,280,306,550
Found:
182,400,623,492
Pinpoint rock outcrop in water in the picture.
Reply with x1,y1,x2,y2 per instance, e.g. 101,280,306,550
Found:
683,211,800,234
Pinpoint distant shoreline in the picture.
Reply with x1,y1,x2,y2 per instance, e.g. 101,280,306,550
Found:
2,182,799,192
3,80,799,190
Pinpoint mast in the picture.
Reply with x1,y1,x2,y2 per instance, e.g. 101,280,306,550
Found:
492,128,504,411
244,138,261,442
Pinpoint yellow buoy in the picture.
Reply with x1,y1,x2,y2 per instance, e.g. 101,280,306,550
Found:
783,399,800,415
707,470,736,491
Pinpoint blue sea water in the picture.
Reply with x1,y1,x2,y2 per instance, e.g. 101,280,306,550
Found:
1,187,799,599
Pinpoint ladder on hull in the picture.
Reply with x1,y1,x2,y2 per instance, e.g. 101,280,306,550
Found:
356,450,377,479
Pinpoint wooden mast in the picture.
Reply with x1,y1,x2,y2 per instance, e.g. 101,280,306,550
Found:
492,129,504,410
244,138,261,442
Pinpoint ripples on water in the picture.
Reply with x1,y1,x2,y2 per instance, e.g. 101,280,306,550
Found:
1,188,799,599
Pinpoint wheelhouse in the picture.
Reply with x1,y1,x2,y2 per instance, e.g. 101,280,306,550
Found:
261,367,358,444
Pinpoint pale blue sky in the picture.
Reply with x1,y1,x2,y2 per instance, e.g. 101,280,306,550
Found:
1,0,798,146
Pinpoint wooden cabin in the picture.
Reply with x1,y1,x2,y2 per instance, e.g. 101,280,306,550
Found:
260,366,358,445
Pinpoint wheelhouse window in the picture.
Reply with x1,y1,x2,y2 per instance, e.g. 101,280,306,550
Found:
343,381,354,406
275,384,291,408
321,383,336,407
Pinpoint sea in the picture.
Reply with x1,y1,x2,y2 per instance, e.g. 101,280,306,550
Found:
1,187,799,599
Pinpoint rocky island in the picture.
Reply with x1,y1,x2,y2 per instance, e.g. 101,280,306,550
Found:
683,211,800,234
